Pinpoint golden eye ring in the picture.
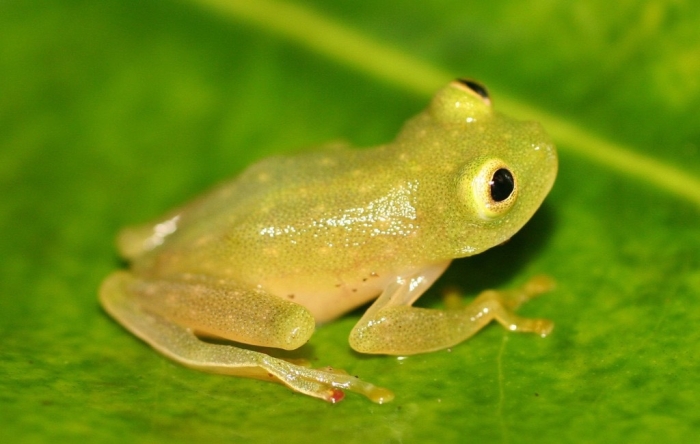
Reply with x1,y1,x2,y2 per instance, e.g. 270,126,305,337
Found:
470,158,518,220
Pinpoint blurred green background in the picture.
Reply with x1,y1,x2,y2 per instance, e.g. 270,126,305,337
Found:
2,0,700,442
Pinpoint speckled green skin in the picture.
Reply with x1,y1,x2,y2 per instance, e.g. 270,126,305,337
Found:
100,81,557,403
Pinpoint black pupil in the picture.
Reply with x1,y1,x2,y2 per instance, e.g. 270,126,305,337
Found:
457,79,489,100
490,169,514,202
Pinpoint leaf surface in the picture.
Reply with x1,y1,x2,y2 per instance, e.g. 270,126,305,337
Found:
2,0,699,442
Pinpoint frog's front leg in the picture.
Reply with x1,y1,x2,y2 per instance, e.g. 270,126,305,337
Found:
349,262,554,355
100,272,393,403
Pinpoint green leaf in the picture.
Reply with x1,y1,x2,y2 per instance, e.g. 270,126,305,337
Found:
2,0,699,442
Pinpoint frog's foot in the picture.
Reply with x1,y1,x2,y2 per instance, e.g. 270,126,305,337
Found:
257,362,394,404
100,272,393,403
350,275,555,355
470,274,554,336
492,274,555,312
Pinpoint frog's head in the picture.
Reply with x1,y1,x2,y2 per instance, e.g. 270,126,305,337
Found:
412,79,558,259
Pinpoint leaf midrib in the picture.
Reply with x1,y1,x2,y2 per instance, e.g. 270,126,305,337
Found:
192,0,700,207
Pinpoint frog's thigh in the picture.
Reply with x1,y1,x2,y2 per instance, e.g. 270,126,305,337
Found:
99,271,393,403
100,271,315,350
349,275,555,355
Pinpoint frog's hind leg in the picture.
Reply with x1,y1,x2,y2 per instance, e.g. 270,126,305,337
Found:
111,272,317,350
349,273,554,355
99,272,393,403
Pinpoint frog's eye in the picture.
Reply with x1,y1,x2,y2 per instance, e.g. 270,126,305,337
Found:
470,159,518,219
453,79,491,106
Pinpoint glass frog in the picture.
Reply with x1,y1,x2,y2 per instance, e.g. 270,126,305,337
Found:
100,79,558,404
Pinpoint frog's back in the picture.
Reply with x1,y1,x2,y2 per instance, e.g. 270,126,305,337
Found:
121,143,412,279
